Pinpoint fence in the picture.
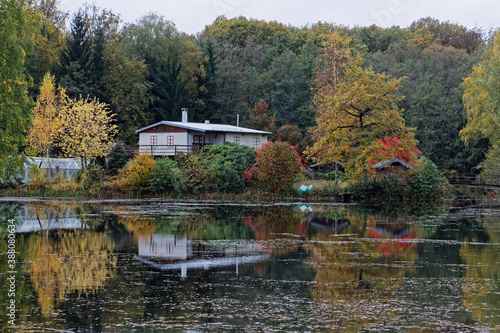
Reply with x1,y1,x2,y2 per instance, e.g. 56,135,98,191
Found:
445,173,500,187
126,144,212,156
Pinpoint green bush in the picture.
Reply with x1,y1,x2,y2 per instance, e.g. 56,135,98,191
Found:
148,157,181,194
107,143,130,175
327,170,347,182
203,143,256,193
77,164,104,190
380,176,406,203
347,158,449,206
211,162,246,193
408,158,449,201
202,143,256,168
173,143,257,194
345,179,382,204
176,153,214,194
345,176,406,205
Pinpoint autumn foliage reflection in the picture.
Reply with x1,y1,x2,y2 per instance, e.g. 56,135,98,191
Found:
460,221,500,328
306,211,419,330
243,206,308,256
26,231,117,313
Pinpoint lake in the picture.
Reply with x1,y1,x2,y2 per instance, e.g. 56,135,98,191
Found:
0,196,499,332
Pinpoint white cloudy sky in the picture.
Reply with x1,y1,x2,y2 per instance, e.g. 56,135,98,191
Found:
58,0,499,34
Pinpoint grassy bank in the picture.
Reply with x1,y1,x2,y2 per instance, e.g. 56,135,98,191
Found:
0,179,346,203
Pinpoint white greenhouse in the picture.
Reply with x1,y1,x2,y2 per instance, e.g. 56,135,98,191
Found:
22,157,83,183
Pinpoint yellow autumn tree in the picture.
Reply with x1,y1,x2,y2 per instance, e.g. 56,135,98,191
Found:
308,32,419,181
57,96,117,166
460,32,500,146
460,33,500,182
26,72,65,157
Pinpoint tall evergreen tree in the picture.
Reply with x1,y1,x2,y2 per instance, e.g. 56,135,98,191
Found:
90,27,107,103
25,0,68,97
103,45,152,144
120,13,205,121
55,9,94,99
55,8,108,101
148,57,192,122
191,38,218,123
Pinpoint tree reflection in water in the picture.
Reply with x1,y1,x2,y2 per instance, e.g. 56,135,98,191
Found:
460,214,500,328
21,202,118,314
1,200,498,331
305,207,419,330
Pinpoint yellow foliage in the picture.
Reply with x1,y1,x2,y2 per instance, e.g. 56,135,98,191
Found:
28,73,118,165
26,72,65,156
57,95,118,165
408,27,439,49
113,153,155,192
460,32,500,146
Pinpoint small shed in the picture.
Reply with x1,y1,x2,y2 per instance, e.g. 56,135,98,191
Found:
371,158,414,183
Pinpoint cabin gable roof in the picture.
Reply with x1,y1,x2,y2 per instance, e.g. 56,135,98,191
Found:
371,158,414,171
136,121,272,135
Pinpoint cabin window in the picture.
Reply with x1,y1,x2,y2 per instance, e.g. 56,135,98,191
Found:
234,136,240,144
193,135,203,145
150,135,157,145
167,136,174,145
253,137,260,149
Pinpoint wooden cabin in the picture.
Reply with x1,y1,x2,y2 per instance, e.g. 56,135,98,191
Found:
135,109,272,156
371,158,414,183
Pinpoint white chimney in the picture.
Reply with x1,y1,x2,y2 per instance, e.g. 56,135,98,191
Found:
205,120,210,124
181,108,188,123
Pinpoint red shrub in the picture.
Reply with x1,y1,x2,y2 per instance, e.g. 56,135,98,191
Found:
248,141,303,193
369,136,420,166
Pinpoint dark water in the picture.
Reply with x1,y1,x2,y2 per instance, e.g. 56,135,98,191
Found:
0,198,499,332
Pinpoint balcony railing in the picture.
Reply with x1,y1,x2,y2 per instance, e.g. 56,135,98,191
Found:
125,144,211,156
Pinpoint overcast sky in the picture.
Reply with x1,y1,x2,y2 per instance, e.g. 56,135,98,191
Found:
58,0,499,34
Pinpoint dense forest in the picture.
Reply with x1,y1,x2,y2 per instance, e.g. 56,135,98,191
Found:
2,0,499,181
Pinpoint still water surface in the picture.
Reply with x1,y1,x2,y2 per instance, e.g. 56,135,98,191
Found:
0,199,499,332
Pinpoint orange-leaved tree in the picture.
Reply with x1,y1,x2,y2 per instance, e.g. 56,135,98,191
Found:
307,32,419,181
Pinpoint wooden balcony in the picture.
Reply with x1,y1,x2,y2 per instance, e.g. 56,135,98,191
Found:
125,144,211,156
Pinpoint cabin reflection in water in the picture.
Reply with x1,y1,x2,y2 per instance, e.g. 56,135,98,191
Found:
136,234,270,277
307,212,350,234
139,234,190,260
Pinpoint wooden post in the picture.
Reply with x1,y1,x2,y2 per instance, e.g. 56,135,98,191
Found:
335,162,338,186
